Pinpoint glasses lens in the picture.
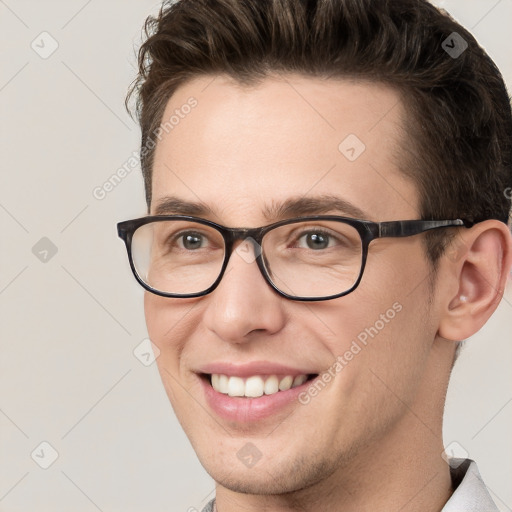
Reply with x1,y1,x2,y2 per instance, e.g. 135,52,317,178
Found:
262,220,363,299
131,220,225,295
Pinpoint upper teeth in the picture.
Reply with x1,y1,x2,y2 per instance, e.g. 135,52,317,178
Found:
211,374,308,397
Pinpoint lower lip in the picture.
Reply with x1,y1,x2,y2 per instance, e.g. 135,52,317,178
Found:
201,376,314,423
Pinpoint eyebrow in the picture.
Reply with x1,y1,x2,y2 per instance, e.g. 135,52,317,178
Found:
153,194,369,223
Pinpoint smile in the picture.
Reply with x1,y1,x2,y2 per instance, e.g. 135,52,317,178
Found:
197,362,320,422
210,373,312,397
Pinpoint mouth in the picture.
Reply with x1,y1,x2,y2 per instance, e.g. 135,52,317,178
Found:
202,373,318,398
197,368,319,423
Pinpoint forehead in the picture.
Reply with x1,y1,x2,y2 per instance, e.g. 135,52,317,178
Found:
151,74,418,224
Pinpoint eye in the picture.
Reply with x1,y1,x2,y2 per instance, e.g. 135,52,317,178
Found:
176,231,208,250
295,230,337,250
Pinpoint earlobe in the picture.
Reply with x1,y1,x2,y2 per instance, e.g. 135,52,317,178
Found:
438,220,512,342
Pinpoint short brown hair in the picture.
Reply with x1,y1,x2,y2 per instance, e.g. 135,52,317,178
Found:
126,0,512,266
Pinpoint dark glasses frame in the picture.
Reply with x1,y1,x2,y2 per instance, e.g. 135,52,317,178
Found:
117,215,473,302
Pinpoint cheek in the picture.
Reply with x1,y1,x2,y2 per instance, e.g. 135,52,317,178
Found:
143,292,191,374
144,293,204,418
143,292,165,341
344,284,433,411
322,246,434,404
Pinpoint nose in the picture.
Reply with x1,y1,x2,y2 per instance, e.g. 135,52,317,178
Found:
201,238,286,344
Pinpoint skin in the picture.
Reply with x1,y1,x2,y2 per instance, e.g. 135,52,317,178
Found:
144,73,512,511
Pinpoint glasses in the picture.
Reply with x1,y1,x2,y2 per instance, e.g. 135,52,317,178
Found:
117,215,472,302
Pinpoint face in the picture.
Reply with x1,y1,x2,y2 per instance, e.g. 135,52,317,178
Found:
145,74,442,494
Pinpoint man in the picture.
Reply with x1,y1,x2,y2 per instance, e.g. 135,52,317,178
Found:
118,0,512,510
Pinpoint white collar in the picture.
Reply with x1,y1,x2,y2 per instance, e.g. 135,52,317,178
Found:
442,458,498,511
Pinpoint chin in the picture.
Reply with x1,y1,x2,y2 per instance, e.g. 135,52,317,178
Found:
204,465,304,495
195,443,340,496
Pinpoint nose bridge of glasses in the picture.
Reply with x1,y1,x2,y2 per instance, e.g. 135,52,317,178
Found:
223,227,264,264
223,225,262,249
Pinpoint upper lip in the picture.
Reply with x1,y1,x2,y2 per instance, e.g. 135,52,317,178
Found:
198,361,318,378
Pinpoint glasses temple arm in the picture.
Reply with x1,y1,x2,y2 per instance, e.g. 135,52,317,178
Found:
377,219,471,238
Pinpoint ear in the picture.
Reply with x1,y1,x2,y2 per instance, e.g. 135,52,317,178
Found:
438,219,512,341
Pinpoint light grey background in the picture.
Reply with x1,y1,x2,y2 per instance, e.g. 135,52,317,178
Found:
0,1,511,511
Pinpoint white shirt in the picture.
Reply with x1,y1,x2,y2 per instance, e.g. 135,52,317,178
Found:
442,458,498,511
201,458,498,511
